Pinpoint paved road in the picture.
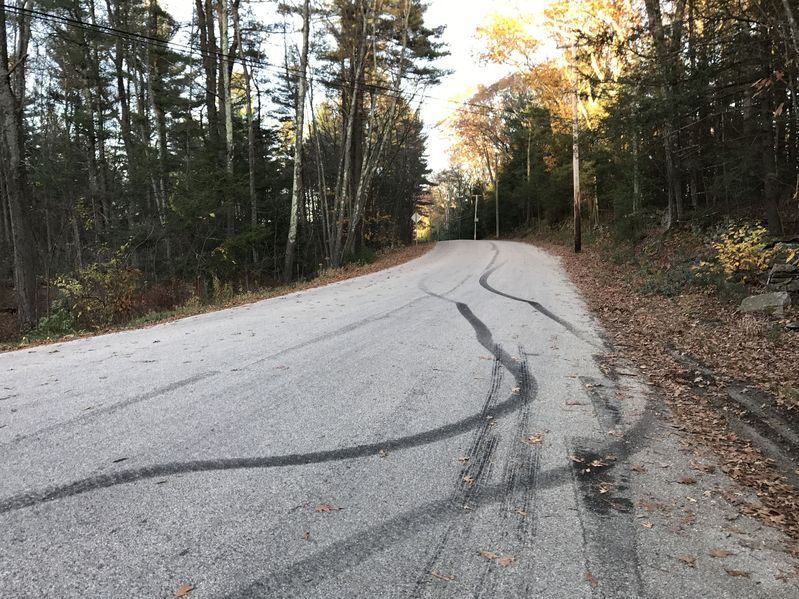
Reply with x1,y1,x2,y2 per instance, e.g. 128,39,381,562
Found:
1,241,796,598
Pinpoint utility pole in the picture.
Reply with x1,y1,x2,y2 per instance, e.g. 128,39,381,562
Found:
571,42,582,253
473,194,480,241
494,153,500,239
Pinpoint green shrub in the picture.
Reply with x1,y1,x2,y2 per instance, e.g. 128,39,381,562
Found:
53,259,143,328
30,308,76,339
639,265,694,297
611,211,654,244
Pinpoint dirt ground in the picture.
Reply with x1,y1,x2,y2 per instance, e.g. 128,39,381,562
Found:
538,237,799,543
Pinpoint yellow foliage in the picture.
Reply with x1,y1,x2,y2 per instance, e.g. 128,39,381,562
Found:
712,223,773,276
474,0,640,133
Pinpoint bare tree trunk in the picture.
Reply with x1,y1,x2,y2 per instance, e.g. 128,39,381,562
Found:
195,0,219,148
525,128,532,225
632,133,640,213
0,3,37,328
219,0,236,236
331,14,368,266
309,79,331,265
339,0,412,262
780,0,799,59
0,176,9,248
284,0,311,282
233,6,258,266
147,3,169,243
494,153,500,238
643,0,686,227
108,0,138,230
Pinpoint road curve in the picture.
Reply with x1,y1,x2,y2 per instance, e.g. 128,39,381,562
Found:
0,241,795,598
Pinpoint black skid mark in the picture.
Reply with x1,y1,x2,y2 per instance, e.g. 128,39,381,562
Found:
409,353,502,599
473,351,540,599
409,289,538,598
0,299,532,516
223,407,657,599
478,266,599,347
498,348,540,541
457,354,503,506
570,445,643,598
5,371,220,448
569,375,643,597
580,376,622,434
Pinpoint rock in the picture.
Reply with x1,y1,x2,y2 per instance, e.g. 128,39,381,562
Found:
740,291,791,315
767,263,799,292
787,321,799,331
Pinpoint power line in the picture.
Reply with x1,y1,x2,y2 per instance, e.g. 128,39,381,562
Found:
3,3,497,116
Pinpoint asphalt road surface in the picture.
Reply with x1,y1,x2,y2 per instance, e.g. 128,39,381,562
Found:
1,240,796,598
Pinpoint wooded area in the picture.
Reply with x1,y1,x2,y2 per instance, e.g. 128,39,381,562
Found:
4,0,799,339
0,0,443,335
437,0,799,249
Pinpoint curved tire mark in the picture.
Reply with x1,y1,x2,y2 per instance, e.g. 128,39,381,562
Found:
0,300,531,515
222,405,656,598
479,266,600,347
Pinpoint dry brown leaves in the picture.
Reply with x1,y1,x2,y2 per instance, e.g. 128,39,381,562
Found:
542,240,799,539
725,569,751,578
523,432,545,445
479,550,516,567
175,583,194,597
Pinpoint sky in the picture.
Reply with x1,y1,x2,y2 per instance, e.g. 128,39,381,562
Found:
161,0,537,173
419,1,513,171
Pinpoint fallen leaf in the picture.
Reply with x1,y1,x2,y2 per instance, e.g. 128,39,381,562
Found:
175,583,193,597
725,570,751,578
430,571,455,582
677,477,697,485
709,548,734,558
378,449,388,458
678,555,696,568
523,432,544,445
479,550,499,560
463,475,475,486
690,462,716,474
515,508,528,517
314,504,339,513
584,571,598,589
598,482,613,494
496,556,516,567
303,531,311,541
511,387,521,395
641,521,653,529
